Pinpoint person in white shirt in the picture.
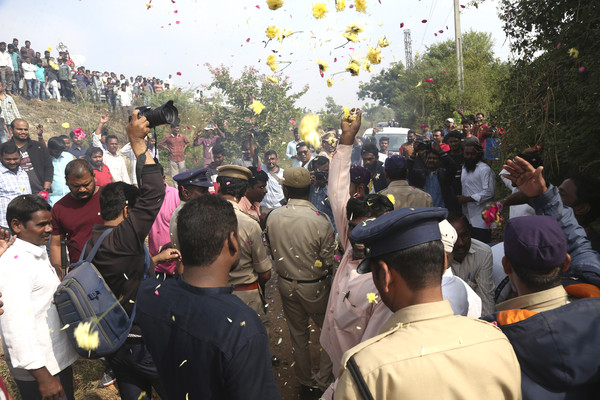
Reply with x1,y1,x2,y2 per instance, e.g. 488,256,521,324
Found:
286,128,302,167
92,113,130,183
164,74,174,89
21,57,38,100
0,195,79,400
118,83,133,119
0,42,14,95
457,141,494,243
260,150,284,211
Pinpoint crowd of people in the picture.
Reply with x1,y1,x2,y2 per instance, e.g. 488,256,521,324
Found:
0,84,600,400
0,37,176,116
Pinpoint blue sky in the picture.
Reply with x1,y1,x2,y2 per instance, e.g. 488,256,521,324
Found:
1,0,510,110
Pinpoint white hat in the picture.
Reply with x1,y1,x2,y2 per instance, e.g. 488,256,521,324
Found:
446,118,454,123
438,220,458,253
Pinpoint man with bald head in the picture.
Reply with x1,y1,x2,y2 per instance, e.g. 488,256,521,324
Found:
9,118,53,193
49,159,103,276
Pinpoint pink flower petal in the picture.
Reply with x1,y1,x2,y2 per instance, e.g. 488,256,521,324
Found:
557,43,561,49
176,72,182,76
421,19,427,23
441,70,447,74
460,4,465,8
176,20,180,24
579,66,585,72
255,4,260,8
425,78,434,82
400,22,404,28
174,10,178,13
155,290,159,295
246,38,251,42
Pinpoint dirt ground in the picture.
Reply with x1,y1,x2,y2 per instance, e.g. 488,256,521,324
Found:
0,273,323,400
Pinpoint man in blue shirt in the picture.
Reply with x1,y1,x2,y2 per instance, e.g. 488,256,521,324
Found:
137,194,281,400
47,137,74,205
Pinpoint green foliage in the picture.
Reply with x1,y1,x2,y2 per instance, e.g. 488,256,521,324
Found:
199,64,308,165
495,0,600,181
318,96,344,130
358,31,509,130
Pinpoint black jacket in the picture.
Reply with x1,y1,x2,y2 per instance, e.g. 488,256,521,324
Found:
11,137,53,191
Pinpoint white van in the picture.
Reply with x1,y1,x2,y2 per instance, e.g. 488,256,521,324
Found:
359,127,410,154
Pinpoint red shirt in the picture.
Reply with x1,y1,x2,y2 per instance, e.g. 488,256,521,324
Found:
51,188,104,262
94,164,113,187
158,134,189,163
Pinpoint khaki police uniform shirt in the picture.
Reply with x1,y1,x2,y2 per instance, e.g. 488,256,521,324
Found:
335,301,522,400
266,198,336,280
378,180,433,209
228,200,272,286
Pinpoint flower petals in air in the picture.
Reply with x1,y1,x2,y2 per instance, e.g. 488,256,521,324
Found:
400,22,404,28
421,19,427,23
266,0,284,10
425,78,434,82
312,3,328,19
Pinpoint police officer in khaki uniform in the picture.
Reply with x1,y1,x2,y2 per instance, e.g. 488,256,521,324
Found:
378,155,432,209
266,167,336,399
335,207,522,400
217,165,272,326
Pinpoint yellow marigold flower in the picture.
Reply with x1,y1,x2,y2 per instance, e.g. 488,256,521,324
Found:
62,122,70,129
343,24,363,42
250,100,265,115
343,106,357,122
378,37,390,48
355,0,367,12
299,113,322,150
317,59,329,72
269,63,279,71
366,292,378,304
362,59,373,72
266,0,284,10
346,62,360,76
74,321,100,351
336,0,346,11
386,194,395,205
266,25,279,39
568,48,579,58
312,3,328,19
266,55,279,71
267,76,279,83
327,78,334,87
314,260,323,267
367,46,382,64
47,46,52,52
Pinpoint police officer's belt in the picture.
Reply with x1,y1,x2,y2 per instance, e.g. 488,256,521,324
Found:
279,275,329,284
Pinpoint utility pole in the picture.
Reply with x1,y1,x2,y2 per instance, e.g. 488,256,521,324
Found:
403,29,413,69
454,0,465,92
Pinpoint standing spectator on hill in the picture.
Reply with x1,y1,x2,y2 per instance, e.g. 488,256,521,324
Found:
0,195,79,400
193,123,225,167
104,77,117,113
159,122,190,177
19,41,35,60
0,81,20,127
0,42,14,95
164,74,174,89
92,113,130,183
21,57,37,100
118,83,133,118
57,59,73,102
85,147,113,187
0,142,31,228
7,45,21,95
34,59,46,101
260,150,284,212
47,137,74,206
9,119,52,193
45,58,60,101
92,71,103,103
458,141,494,243
286,128,302,167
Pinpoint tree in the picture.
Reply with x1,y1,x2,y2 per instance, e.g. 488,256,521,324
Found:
199,65,308,165
494,0,600,180
358,31,509,130
318,96,343,130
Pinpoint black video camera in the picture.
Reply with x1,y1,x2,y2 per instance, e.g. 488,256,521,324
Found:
414,138,433,152
135,100,179,129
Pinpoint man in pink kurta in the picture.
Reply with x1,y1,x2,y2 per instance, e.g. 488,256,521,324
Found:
148,181,180,274
320,111,394,399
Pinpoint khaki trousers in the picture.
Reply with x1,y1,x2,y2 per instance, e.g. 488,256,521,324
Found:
277,276,333,390
170,160,186,177
232,288,270,329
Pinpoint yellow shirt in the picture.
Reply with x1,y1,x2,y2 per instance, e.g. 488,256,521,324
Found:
335,301,522,400
266,198,336,280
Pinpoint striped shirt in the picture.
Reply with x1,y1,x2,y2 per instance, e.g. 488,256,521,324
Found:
0,164,32,228
158,134,189,163
0,94,21,125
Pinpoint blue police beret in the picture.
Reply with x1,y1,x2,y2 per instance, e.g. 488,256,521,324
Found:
504,215,567,270
173,168,213,188
351,207,448,273
384,154,407,170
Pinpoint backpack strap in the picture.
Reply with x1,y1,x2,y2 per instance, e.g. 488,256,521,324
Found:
80,228,114,263
128,245,151,324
